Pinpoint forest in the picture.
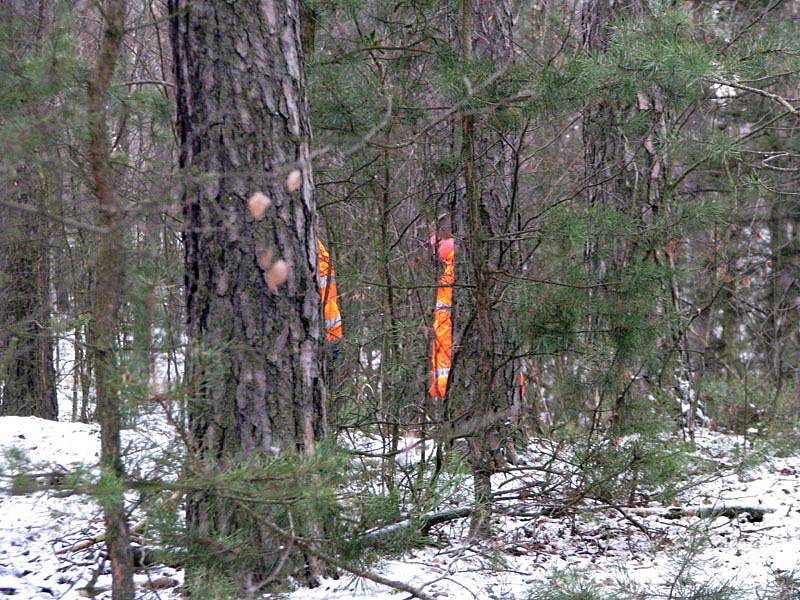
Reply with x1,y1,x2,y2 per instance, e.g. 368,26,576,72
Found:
1,0,799,598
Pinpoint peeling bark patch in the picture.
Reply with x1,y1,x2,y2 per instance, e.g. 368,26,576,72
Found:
282,80,301,136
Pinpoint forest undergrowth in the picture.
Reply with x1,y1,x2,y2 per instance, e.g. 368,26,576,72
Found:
2,391,800,600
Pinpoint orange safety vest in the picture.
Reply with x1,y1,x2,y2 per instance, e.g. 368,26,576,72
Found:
318,240,343,342
430,241,454,397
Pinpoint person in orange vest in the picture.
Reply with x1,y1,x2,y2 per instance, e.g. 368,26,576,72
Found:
318,240,343,344
430,236,455,397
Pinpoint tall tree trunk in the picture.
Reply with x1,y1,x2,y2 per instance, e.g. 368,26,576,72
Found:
131,211,160,389
170,0,325,590
581,0,630,428
767,200,788,394
0,0,57,421
580,0,669,430
0,180,58,420
377,150,404,491
454,0,516,537
86,0,135,598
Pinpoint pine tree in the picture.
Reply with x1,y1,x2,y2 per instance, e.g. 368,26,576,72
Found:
451,0,521,536
169,0,326,591
0,0,57,420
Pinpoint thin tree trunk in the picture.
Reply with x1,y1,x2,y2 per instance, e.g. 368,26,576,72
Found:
378,151,402,492
767,202,787,395
455,0,516,537
86,0,134,598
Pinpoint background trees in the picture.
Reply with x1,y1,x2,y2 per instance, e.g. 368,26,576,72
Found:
0,0,59,420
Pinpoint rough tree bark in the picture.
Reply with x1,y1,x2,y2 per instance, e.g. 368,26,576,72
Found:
0,0,57,421
453,0,518,536
169,0,325,590
86,0,135,598
0,178,57,420
580,0,669,429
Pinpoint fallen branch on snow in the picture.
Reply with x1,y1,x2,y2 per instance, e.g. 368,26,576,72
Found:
363,501,776,542
626,504,775,522
363,504,558,542
57,491,184,555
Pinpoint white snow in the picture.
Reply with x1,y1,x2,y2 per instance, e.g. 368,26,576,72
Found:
2,414,799,599
0,415,182,599
289,430,800,599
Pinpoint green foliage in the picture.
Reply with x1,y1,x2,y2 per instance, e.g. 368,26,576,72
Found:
10,471,38,495
607,6,712,109
633,439,692,505
527,5,716,116
310,59,386,135
183,565,239,600
123,86,172,125
431,48,528,125
359,488,402,530
1,446,30,475
0,7,87,158
723,20,800,82
160,443,386,590
529,57,611,114
93,467,126,510
606,263,667,360
516,202,675,365
525,570,624,600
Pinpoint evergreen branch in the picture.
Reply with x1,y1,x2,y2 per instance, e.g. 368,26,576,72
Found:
723,0,788,51
669,108,795,192
235,502,437,600
0,199,108,234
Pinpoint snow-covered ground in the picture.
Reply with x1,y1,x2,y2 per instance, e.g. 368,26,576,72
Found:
0,414,182,599
1,415,798,599
291,431,800,600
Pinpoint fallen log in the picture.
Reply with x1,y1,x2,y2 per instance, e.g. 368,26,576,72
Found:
56,521,144,555
363,506,473,541
363,504,556,542
142,577,179,591
363,501,776,543
628,504,775,523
